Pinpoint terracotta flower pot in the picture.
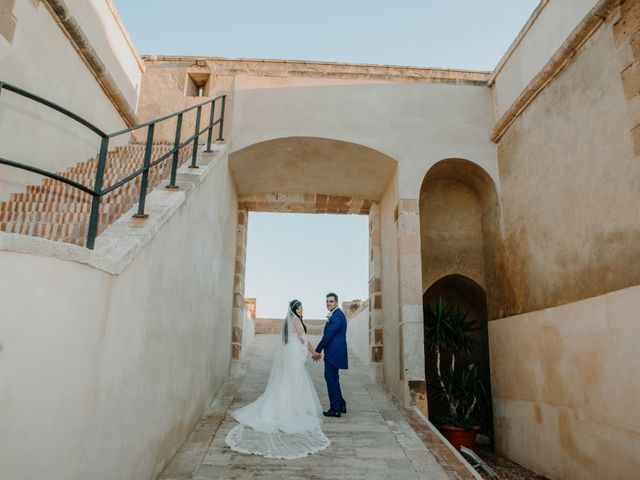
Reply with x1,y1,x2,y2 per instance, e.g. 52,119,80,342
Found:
440,424,480,451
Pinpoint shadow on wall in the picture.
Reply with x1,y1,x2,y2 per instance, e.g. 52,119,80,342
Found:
419,157,510,320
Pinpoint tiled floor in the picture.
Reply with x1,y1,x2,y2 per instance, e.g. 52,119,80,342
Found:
160,335,472,480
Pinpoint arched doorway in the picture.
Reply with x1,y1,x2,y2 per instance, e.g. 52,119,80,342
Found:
419,158,500,445
423,275,493,438
228,136,397,383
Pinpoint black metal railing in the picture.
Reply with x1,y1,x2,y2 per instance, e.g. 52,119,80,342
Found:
0,80,226,249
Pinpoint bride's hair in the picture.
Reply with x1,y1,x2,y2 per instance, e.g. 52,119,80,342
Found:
289,299,308,333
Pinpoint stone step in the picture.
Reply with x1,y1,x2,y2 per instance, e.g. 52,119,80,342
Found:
0,208,124,223
0,219,110,244
2,142,190,246
1,192,139,211
0,201,123,214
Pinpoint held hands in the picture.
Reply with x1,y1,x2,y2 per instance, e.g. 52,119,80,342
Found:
311,352,322,362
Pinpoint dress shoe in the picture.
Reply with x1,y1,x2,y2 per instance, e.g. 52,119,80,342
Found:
341,405,347,414
323,409,341,417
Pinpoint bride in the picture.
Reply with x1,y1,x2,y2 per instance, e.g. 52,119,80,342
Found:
225,299,331,459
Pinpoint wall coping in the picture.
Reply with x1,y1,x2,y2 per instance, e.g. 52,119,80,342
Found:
105,0,146,74
42,0,139,126
0,144,227,275
142,55,491,86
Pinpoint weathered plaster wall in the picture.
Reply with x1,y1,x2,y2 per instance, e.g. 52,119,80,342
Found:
489,6,640,478
490,0,600,119
0,151,237,480
419,179,486,293
0,0,141,200
497,19,639,316
489,284,640,480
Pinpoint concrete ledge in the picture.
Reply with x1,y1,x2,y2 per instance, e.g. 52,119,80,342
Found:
411,407,484,480
0,144,227,275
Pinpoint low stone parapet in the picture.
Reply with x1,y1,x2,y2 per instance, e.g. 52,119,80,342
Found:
254,317,326,336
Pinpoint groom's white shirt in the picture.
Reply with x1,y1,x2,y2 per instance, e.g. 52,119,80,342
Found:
326,307,341,319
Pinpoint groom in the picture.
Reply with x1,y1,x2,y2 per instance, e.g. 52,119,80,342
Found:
312,292,348,417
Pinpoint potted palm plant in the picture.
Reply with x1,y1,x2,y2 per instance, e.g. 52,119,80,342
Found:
424,297,487,451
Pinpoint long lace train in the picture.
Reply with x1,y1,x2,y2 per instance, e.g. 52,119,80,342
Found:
225,425,330,460
225,309,330,459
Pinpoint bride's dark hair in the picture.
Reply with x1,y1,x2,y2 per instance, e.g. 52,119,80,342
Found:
289,299,308,333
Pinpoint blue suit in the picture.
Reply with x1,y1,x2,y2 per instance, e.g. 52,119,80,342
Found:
316,308,348,412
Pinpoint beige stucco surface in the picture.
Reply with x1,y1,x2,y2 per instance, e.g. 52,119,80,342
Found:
346,302,371,372
491,0,599,119
0,150,238,480
0,0,137,200
489,284,640,480
230,136,397,200
497,23,639,316
230,74,498,199
420,179,486,293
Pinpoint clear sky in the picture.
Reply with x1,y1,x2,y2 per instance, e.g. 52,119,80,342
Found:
245,213,369,319
113,1,539,318
113,1,539,71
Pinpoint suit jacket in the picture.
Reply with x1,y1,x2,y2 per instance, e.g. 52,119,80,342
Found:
316,308,348,369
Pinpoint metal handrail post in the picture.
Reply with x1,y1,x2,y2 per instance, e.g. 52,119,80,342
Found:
217,95,226,141
134,124,155,218
86,136,110,249
205,99,216,152
166,113,183,189
189,106,202,169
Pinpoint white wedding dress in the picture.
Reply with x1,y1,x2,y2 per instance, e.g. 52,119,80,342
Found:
225,308,331,459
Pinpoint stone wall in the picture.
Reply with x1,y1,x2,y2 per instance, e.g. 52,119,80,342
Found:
487,3,640,478
345,300,372,375
495,7,639,317
489,284,640,480
0,148,238,480
254,318,326,336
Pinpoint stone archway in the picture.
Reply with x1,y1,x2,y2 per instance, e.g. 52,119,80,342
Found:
228,136,397,384
423,274,493,438
418,158,504,318
418,158,501,440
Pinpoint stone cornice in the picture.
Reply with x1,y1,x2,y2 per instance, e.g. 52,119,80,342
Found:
142,55,491,86
490,0,621,143
42,0,138,127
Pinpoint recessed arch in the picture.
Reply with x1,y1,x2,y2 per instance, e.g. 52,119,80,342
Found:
419,157,506,318
229,136,397,200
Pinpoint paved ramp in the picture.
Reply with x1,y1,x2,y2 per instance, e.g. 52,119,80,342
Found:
160,335,470,480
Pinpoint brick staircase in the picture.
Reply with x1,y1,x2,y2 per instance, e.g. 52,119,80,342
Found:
0,143,193,246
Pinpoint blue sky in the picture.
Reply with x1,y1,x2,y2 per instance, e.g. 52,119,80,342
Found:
245,213,369,319
114,1,539,70
113,1,539,318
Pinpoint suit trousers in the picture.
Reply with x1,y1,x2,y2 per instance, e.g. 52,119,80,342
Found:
324,360,345,412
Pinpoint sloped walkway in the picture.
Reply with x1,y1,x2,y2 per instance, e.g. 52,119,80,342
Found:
160,335,473,480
